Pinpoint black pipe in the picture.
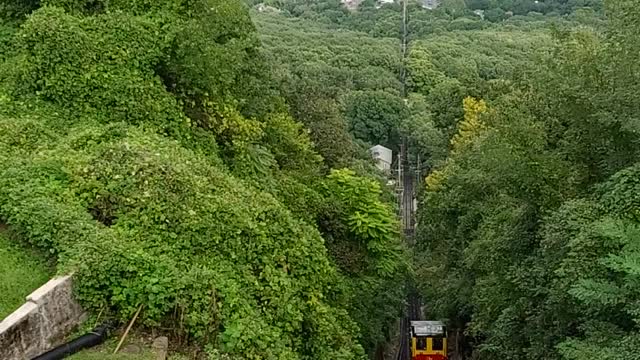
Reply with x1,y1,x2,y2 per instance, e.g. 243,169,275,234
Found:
31,322,112,360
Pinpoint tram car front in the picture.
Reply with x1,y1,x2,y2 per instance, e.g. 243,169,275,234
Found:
410,320,447,360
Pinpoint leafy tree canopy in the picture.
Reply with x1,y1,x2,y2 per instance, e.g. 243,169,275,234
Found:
0,0,409,358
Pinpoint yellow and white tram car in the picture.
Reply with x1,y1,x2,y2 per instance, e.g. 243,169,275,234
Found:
410,321,447,360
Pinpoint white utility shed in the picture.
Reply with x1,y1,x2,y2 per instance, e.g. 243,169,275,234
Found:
369,145,392,173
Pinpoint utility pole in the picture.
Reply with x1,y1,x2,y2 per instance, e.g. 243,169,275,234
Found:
400,0,408,97
397,144,403,220
402,0,407,57
400,0,412,236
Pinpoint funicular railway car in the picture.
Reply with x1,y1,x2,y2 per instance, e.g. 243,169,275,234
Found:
410,321,447,360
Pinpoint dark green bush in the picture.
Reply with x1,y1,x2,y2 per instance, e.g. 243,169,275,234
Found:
0,0,374,358
0,123,365,358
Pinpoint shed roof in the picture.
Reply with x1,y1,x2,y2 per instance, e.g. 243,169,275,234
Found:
369,144,391,152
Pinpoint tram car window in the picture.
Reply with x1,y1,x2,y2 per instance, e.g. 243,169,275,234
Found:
410,320,447,360
432,336,444,351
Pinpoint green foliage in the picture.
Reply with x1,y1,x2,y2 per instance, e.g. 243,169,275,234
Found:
254,12,403,167
0,230,52,319
261,112,323,172
0,0,396,357
406,29,552,137
319,169,408,355
249,0,603,37
529,26,640,188
547,166,640,359
251,10,599,359
7,0,616,358
441,0,467,16
400,94,448,170
344,90,408,149
414,1,640,359
322,169,405,276
159,0,275,118
2,6,189,140
299,100,358,168
0,0,40,21
0,123,365,359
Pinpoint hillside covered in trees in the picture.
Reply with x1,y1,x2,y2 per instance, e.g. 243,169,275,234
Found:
411,1,640,360
3,0,640,359
254,0,640,359
0,0,407,358
247,0,604,33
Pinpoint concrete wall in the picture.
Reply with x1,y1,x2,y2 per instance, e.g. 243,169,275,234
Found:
0,276,85,360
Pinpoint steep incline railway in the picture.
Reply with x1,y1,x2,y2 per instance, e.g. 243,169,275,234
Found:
395,142,423,360
395,0,419,357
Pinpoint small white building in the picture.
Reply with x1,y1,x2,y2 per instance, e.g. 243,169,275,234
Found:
422,0,440,10
375,0,394,8
254,3,281,13
370,145,393,173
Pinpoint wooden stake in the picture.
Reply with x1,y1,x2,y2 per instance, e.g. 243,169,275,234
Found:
93,306,104,328
114,304,143,354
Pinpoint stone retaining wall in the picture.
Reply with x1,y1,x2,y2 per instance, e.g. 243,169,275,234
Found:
0,275,85,360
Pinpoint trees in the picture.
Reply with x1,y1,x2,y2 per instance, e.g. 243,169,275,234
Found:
464,0,603,15
0,0,39,21
253,11,407,169
441,0,468,16
248,17,415,356
344,90,408,149
414,1,640,359
0,0,412,358
249,0,603,32
417,91,577,360
400,94,448,170
320,169,408,354
0,0,623,357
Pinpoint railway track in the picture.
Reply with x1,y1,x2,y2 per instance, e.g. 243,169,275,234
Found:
396,316,409,360
395,1,418,359
396,291,422,360
396,101,419,360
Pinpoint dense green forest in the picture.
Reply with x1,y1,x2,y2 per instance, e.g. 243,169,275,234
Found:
247,0,604,34
412,1,640,359
0,0,407,358
255,0,640,359
3,0,640,359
